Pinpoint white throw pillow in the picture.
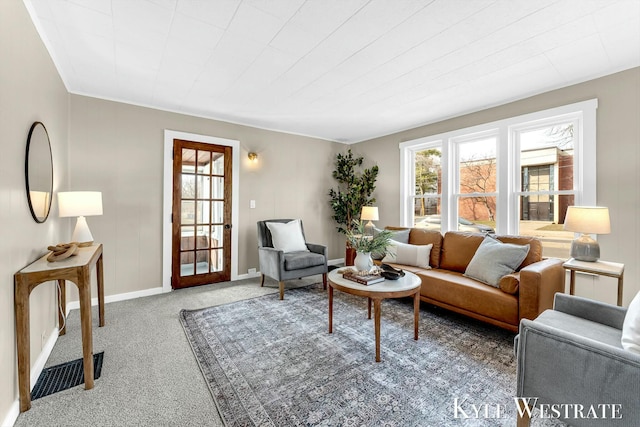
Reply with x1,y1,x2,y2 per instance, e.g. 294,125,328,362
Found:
622,291,640,354
464,236,530,287
382,241,432,269
266,220,308,253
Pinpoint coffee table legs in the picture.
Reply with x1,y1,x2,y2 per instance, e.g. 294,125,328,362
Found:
328,284,333,334
328,285,420,362
373,298,382,362
413,291,419,340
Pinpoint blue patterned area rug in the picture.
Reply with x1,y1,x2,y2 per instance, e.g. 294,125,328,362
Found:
180,283,561,426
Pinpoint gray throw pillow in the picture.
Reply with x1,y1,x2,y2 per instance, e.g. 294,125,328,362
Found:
372,228,410,260
464,236,530,287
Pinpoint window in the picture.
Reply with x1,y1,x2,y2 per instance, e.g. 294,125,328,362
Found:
400,99,597,258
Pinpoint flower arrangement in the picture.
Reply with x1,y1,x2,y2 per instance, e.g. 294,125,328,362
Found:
345,220,392,254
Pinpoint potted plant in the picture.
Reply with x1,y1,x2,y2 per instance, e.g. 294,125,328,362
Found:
328,149,379,265
345,220,392,272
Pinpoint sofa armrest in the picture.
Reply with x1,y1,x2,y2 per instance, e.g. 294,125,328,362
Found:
553,293,627,329
518,258,565,322
258,247,285,280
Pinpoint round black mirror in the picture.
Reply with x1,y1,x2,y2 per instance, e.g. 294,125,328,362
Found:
25,122,53,223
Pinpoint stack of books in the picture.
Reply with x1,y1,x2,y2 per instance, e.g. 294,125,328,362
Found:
342,271,384,285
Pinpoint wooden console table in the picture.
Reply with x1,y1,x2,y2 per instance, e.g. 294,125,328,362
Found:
14,244,104,412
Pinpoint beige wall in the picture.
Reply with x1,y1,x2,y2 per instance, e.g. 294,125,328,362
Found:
0,0,70,422
68,96,344,297
355,67,640,306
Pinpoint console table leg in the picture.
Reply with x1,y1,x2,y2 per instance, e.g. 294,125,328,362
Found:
78,274,94,390
15,279,31,412
97,254,105,327
58,279,66,335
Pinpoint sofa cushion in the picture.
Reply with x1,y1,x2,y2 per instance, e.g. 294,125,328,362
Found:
496,235,542,269
382,242,432,269
464,236,530,287
418,269,519,325
372,227,410,260
439,232,485,273
499,272,520,295
408,228,443,268
283,251,325,271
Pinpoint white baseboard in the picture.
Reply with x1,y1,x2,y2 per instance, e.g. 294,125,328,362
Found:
66,286,167,312
2,401,19,427
236,258,344,280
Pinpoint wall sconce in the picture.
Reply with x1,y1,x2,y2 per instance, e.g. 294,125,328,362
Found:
248,152,258,162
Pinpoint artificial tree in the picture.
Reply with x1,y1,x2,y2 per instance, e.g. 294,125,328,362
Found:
328,149,379,264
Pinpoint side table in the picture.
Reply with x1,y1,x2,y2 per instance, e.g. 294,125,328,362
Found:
562,258,624,306
14,244,105,412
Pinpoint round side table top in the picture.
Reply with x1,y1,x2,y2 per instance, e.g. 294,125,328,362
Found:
328,267,421,293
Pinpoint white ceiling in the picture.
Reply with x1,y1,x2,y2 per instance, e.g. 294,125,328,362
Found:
25,0,640,143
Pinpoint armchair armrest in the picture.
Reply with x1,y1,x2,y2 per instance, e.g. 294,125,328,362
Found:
516,318,640,415
258,246,285,280
553,293,627,330
306,243,328,258
518,258,565,322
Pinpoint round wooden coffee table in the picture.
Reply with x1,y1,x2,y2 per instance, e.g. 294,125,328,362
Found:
328,268,421,362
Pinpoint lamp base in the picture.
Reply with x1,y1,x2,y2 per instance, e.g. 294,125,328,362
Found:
364,220,375,237
570,234,600,262
71,216,94,245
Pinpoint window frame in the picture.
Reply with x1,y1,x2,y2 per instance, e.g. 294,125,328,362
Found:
399,99,597,239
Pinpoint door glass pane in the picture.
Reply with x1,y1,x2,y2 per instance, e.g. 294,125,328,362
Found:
196,227,209,249
211,249,223,272
211,177,224,199
181,226,195,250
211,225,223,248
181,201,195,224
182,174,195,199
195,201,208,224
212,153,224,175
197,176,210,199
197,151,211,175
212,201,224,223
195,250,210,273
180,251,196,276
182,149,196,173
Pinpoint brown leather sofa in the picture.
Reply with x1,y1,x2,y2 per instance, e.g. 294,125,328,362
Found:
383,228,565,332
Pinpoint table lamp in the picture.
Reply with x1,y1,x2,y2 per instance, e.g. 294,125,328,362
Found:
563,206,610,262
58,191,103,244
360,206,379,236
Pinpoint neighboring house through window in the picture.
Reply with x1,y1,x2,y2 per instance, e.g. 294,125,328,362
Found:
400,99,597,258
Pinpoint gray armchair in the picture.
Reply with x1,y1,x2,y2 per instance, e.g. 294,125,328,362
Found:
257,219,328,300
515,293,640,426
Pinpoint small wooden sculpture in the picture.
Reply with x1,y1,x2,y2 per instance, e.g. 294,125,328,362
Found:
46,242,91,262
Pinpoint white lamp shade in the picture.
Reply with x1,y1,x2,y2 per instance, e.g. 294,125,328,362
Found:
360,206,379,221
563,206,610,234
58,191,103,217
